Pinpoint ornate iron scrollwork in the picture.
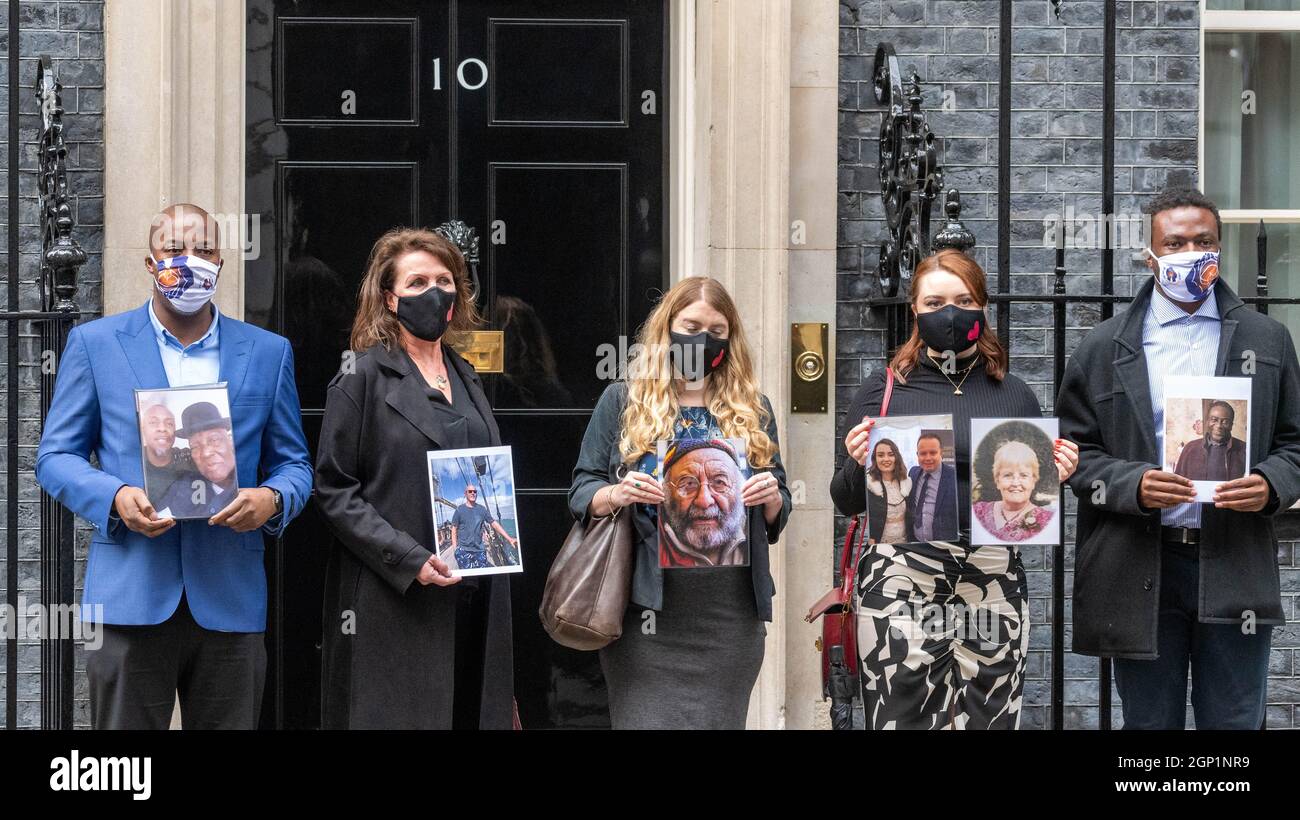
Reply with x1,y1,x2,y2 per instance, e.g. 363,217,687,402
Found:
36,56,84,314
434,219,481,299
1051,1,1064,19
872,43,971,298
932,190,977,253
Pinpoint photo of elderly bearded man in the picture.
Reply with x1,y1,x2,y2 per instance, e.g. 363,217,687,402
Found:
657,437,750,568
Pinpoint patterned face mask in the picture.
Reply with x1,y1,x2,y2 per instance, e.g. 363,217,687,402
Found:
153,255,220,315
1146,248,1219,303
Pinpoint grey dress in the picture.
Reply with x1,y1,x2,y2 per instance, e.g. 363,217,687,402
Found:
596,405,768,729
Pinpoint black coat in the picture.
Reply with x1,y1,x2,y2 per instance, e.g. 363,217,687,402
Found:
1058,279,1300,659
314,343,513,728
567,382,792,621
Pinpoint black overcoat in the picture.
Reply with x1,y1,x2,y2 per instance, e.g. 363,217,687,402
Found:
1058,279,1300,658
315,342,513,728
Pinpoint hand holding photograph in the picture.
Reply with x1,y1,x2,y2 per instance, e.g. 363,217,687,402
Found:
1162,376,1251,503
426,446,523,577
134,384,239,520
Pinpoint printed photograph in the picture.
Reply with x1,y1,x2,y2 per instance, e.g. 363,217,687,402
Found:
970,418,1061,546
863,414,959,544
134,384,239,520
1162,376,1251,503
427,446,522,577
657,437,750,568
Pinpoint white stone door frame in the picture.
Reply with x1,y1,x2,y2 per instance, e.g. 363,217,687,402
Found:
679,0,839,729
104,0,246,319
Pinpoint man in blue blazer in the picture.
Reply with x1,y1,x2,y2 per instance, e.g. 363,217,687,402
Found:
36,203,312,729
906,433,959,542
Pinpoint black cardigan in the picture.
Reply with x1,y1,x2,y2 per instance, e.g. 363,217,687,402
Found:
568,382,792,621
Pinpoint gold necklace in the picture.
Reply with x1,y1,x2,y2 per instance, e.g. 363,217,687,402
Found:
928,354,978,395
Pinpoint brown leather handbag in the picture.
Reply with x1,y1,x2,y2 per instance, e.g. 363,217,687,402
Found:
539,505,634,651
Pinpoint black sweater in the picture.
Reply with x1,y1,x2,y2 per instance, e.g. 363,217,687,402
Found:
830,352,1043,538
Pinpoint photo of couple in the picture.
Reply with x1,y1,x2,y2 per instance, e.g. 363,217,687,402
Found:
863,415,959,544
134,384,240,520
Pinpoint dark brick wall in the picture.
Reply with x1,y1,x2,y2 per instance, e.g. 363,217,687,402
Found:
0,0,103,728
837,0,1299,728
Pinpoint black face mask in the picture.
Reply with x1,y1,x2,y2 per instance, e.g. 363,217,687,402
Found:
915,305,985,356
394,286,455,342
669,330,730,382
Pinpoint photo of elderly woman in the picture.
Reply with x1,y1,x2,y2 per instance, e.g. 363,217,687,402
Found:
865,438,911,544
970,418,1061,545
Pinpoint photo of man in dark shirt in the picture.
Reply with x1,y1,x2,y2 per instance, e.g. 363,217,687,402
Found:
138,402,195,500
159,401,238,518
1173,400,1247,482
450,484,518,570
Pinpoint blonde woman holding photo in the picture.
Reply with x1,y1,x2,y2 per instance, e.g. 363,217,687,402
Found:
569,276,791,729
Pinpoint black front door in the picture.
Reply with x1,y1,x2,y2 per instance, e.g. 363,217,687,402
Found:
245,0,667,729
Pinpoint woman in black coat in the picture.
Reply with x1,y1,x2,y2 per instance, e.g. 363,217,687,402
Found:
315,228,513,729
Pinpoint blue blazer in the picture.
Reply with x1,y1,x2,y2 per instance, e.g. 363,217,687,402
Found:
35,303,313,632
906,463,959,542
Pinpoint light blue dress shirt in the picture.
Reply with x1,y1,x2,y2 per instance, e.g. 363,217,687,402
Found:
1142,286,1221,528
147,299,221,387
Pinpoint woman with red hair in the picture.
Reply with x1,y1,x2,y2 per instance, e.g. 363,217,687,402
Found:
831,250,1080,729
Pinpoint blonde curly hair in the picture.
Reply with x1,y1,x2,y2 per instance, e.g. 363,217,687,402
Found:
618,277,776,468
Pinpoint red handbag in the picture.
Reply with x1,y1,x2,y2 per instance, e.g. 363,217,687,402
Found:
805,367,894,701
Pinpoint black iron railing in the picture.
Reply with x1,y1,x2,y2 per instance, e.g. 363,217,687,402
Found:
2,46,82,729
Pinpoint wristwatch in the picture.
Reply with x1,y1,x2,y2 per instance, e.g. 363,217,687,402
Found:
269,487,283,514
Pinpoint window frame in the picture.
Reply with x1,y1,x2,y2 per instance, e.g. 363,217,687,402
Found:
1198,3,1300,246
1200,3,1300,509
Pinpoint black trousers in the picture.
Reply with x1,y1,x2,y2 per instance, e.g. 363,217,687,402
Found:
86,594,267,730
1113,549,1271,730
